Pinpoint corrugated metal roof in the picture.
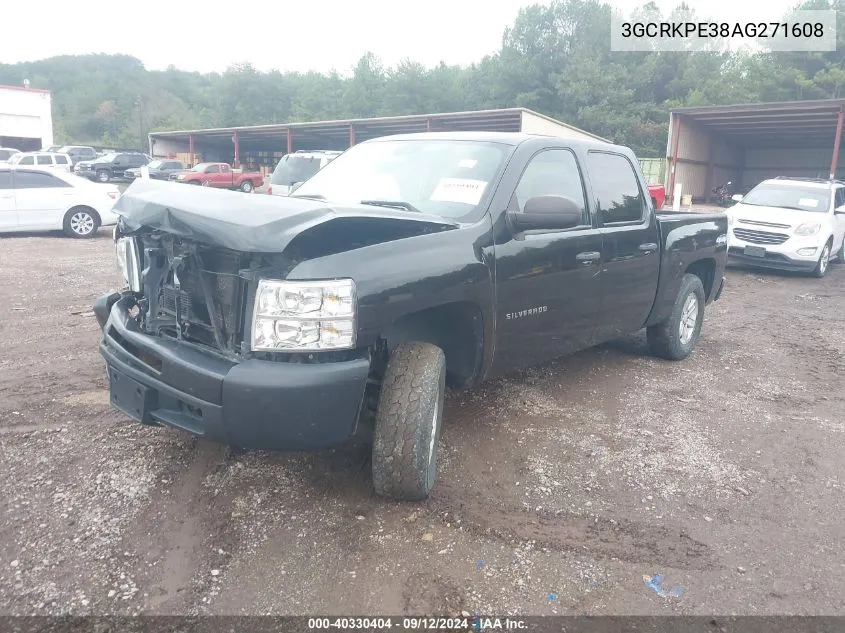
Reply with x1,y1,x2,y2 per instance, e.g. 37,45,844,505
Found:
670,98,845,148
148,107,609,145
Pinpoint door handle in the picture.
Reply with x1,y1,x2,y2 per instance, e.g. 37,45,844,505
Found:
576,251,601,264
639,243,658,253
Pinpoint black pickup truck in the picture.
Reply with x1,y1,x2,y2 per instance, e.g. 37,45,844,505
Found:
94,132,727,501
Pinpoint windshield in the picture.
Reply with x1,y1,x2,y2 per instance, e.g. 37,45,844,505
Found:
7,152,24,164
292,140,511,219
93,153,117,163
741,184,830,213
191,163,212,172
270,155,323,185
0,149,19,160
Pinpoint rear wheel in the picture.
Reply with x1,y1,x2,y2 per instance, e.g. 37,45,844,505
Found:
372,342,446,502
647,273,706,361
812,241,831,278
63,206,100,238
240,180,254,193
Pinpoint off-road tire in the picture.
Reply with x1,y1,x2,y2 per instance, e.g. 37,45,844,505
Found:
812,240,832,278
372,342,446,502
63,206,100,238
647,273,706,361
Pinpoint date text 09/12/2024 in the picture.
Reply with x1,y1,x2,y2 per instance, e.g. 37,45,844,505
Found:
307,617,528,630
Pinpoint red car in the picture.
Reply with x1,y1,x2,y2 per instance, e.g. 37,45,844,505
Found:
171,162,264,193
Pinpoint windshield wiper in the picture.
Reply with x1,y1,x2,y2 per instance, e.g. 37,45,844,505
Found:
360,200,421,213
290,193,326,200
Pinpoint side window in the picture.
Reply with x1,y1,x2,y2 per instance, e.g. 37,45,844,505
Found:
206,165,219,174
18,156,35,165
220,164,230,173
586,152,645,225
512,148,588,225
37,155,52,165
0,172,11,189
55,155,68,165
14,171,70,189
835,188,845,209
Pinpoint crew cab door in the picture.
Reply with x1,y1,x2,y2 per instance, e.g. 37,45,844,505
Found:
491,147,603,372
586,150,660,343
12,169,75,230
216,164,231,187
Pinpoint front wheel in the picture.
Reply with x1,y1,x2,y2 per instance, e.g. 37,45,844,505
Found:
812,241,831,278
647,273,706,361
834,237,845,264
372,342,446,502
240,180,254,193
63,206,100,238
97,170,110,183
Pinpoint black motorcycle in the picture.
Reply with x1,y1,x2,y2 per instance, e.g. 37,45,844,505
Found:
712,181,734,206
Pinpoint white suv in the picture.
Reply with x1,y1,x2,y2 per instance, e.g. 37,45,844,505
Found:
9,151,73,172
267,150,342,196
726,178,845,278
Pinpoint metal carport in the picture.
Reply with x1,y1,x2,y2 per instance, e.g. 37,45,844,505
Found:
148,108,608,177
666,99,845,202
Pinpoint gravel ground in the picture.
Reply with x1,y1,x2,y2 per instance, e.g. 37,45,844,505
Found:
0,229,843,617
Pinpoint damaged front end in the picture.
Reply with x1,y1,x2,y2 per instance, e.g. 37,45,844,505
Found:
110,225,296,360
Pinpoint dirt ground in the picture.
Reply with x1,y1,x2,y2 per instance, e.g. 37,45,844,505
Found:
1,228,843,617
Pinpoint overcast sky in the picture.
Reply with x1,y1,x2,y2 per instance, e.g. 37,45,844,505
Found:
2,0,799,75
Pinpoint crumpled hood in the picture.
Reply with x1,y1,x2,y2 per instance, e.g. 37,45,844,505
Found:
113,178,460,253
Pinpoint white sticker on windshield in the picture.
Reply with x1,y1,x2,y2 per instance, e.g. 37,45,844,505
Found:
430,178,488,205
458,159,478,168
798,198,820,207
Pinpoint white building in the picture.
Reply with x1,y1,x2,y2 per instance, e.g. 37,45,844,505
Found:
0,84,54,151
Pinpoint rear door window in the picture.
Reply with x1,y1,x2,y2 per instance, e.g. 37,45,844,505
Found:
37,155,52,165
55,155,68,165
14,170,70,189
18,156,34,165
586,152,646,225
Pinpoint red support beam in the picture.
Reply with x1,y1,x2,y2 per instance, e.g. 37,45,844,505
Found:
667,114,682,201
830,106,844,179
233,131,240,169
188,134,194,167
286,129,292,154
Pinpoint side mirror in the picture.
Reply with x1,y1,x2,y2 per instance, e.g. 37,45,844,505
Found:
731,194,744,202
290,181,304,192
509,195,583,232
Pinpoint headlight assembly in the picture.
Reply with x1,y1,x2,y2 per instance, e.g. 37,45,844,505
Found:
251,279,357,352
114,235,142,292
794,222,821,236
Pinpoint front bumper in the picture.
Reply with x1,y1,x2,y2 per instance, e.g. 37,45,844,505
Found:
94,293,371,451
727,247,817,272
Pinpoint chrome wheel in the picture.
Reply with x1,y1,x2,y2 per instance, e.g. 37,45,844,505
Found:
678,293,698,345
70,211,95,236
819,245,830,274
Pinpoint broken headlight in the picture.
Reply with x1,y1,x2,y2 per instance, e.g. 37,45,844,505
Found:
114,230,142,292
250,279,357,352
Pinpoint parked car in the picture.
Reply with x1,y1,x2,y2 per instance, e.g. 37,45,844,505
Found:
41,145,63,153
75,152,149,182
171,162,264,193
0,148,21,163
267,150,342,196
94,131,727,501
58,146,98,165
124,159,184,181
9,151,72,172
726,177,845,278
0,165,121,237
